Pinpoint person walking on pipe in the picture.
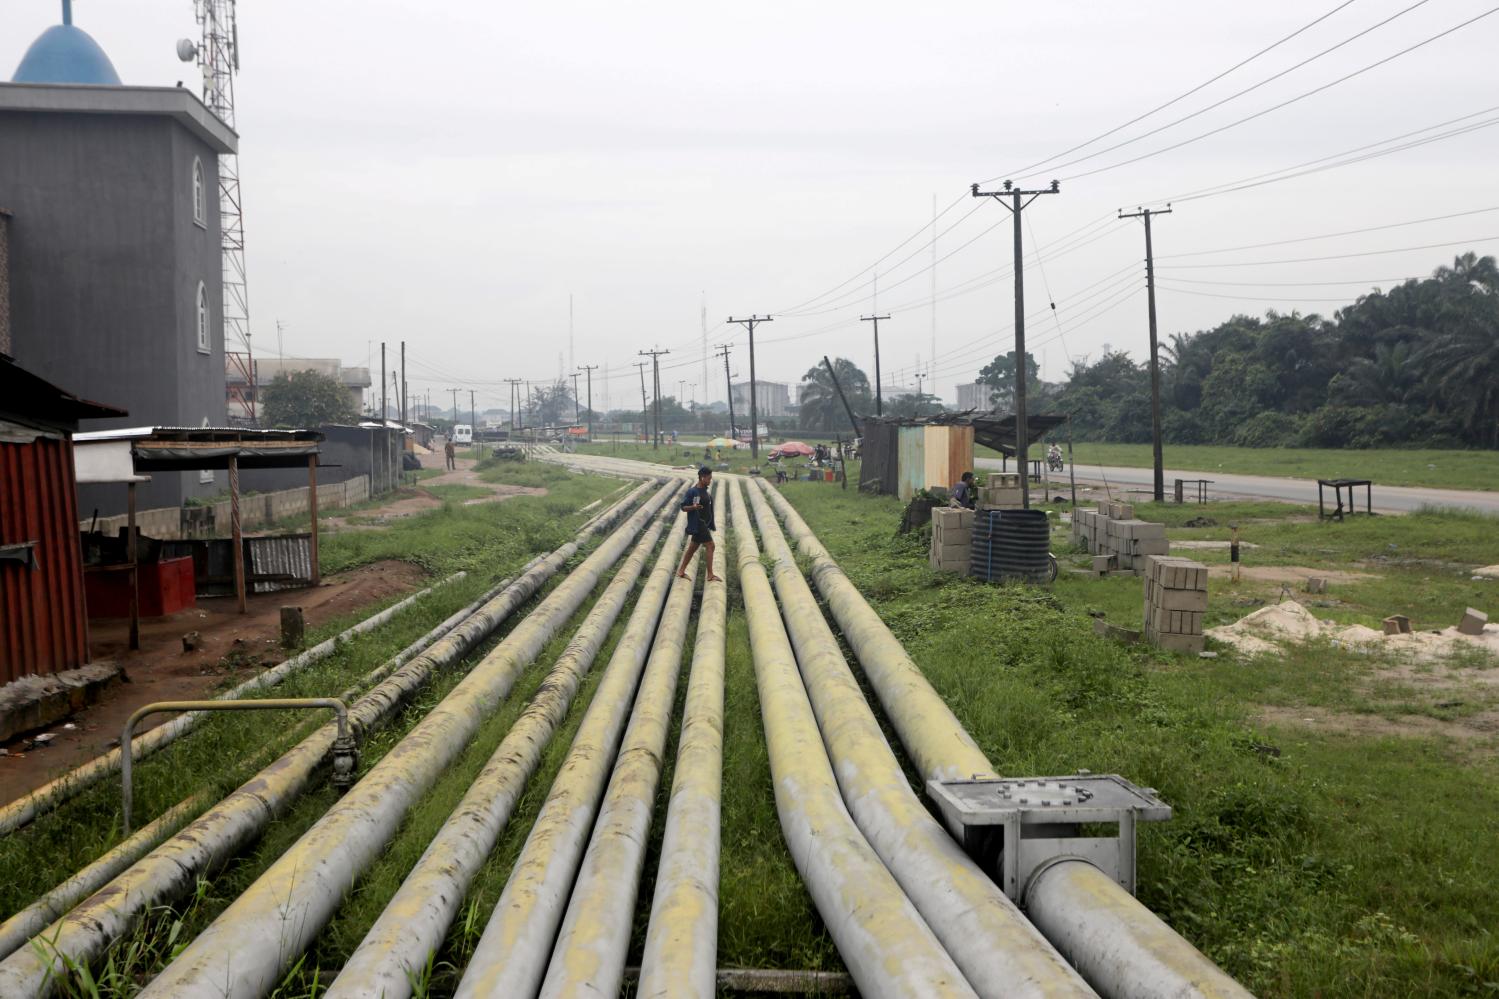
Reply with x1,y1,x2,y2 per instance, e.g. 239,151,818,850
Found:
677,466,722,582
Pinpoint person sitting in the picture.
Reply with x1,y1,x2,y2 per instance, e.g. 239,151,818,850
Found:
951,471,977,509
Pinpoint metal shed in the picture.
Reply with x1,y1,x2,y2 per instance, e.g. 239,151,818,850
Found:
0,355,125,683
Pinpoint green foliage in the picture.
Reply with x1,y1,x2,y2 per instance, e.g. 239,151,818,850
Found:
259,369,359,429
799,357,871,432
994,254,1499,450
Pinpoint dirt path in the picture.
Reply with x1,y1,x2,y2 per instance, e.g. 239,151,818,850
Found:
0,559,427,807
324,452,545,532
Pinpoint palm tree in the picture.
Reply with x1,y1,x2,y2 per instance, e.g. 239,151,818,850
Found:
799,358,871,431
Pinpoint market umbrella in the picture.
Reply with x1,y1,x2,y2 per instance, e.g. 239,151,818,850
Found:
706,437,740,448
773,441,815,457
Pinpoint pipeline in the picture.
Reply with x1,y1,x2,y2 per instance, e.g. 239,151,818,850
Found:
450,513,691,998
728,478,977,999
325,492,676,999
0,482,657,997
753,479,1252,999
535,486,711,997
0,556,550,966
0,571,469,835
743,480,1094,998
636,486,728,998
135,481,680,999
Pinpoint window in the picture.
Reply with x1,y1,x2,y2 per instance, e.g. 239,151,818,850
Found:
192,157,206,228
196,281,210,353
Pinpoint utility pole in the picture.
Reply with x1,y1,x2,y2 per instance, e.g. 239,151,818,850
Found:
972,178,1061,509
1119,204,1173,503
449,388,461,424
634,361,650,444
399,341,407,426
716,344,736,441
860,313,890,416
504,378,523,432
914,370,928,417
570,372,581,426
577,365,597,438
469,389,477,439
823,355,862,438
380,342,387,423
639,349,670,449
727,315,771,461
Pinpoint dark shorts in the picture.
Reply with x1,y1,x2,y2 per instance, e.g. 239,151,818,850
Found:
688,526,713,544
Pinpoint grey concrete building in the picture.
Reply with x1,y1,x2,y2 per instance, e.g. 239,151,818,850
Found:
226,357,373,423
956,381,991,411
731,379,791,419
0,82,238,512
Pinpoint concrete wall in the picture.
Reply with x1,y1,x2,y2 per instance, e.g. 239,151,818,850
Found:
0,109,228,512
0,210,11,356
239,425,402,497
83,473,371,541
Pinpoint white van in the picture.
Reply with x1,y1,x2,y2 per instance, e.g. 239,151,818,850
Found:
452,424,473,445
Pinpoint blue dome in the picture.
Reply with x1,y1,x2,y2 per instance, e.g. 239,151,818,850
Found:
13,23,121,85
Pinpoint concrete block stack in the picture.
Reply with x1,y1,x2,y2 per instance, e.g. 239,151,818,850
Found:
929,507,973,575
1141,555,1208,653
1071,502,1167,571
977,472,1023,510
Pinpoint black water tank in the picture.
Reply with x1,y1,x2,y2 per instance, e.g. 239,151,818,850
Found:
970,509,1051,582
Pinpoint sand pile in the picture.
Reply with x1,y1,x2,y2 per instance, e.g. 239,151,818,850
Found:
1208,600,1499,661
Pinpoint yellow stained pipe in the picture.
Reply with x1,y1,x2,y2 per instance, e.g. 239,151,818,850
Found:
636,486,728,999
135,481,679,999
535,484,715,998
728,478,977,999
325,494,677,999
752,479,993,782
0,482,658,999
452,505,694,999
744,480,1095,998
753,479,1253,999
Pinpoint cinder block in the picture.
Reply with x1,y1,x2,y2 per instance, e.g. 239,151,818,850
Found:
1382,614,1412,635
1305,577,1327,594
1458,607,1489,636
1151,632,1205,654
1155,588,1208,612
1133,538,1170,556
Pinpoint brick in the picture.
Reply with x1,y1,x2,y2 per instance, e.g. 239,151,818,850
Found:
1458,607,1489,636
1133,538,1170,556
1151,632,1205,654
1155,588,1207,612
1382,614,1412,636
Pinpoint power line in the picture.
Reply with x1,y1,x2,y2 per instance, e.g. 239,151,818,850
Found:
1157,234,1499,269
1159,205,1499,259
1060,6,1499,183
980,0,1367,184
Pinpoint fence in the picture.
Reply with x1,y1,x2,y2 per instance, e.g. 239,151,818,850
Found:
80,474,372,541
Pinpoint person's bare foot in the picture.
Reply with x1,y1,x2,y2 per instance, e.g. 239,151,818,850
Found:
676,571,690,579
707,574,723,582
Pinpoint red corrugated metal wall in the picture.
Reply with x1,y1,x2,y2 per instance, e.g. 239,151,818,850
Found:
0,435,89,682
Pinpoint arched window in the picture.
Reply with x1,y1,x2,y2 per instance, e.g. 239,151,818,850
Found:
196,281,210,352
192,157,206,227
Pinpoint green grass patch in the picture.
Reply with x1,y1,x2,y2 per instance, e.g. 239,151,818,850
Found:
775,479,1499,997
1043,442,1499,492
422,483,495,503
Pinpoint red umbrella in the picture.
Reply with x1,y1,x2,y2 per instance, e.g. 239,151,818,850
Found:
773,441,815,457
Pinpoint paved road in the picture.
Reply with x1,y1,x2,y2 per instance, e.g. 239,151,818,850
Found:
974,458,1499,516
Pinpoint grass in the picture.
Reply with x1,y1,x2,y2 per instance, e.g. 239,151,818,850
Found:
1044,442,1499,492
773,478,1499,996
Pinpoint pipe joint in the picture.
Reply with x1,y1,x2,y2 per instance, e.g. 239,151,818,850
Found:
329,734,359,790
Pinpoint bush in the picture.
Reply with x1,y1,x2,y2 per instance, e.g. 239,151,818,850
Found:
1232,411,1301,448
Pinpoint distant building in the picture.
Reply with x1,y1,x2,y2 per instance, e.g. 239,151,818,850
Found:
226,357,372,423
731,380,790,419
1,8,237,511
956,381,991,411
880,383,919,400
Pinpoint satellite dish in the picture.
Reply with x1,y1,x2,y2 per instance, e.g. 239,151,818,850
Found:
176,38,198,62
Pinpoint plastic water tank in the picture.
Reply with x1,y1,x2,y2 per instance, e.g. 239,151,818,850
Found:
970,509,1051,582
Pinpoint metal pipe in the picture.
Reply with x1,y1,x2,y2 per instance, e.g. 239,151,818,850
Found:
752,479,994,782
743,481,1094,998
753,479,1251,999
727,478,976,999
121,699,353,836
1025,861,1252,999
0,559,539,966
637,486,728,999
452,507,690,999
536,486,710,998
0,484,654,997
0,571,468,835
137,481,680,999
326,495,677,999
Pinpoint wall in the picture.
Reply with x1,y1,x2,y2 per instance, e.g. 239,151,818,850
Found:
238,426,402,497
83,474,371,541
1,433,89,681
0,110,227,512
0,210,11,356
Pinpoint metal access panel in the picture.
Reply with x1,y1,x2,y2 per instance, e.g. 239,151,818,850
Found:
927,774,1171,902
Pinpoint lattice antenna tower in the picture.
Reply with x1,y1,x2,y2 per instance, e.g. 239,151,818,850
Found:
179,1,248,359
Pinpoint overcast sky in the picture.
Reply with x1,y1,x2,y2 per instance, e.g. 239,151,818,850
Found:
7,0,1498,412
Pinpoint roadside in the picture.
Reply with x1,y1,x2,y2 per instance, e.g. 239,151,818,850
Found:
323,451,546,532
